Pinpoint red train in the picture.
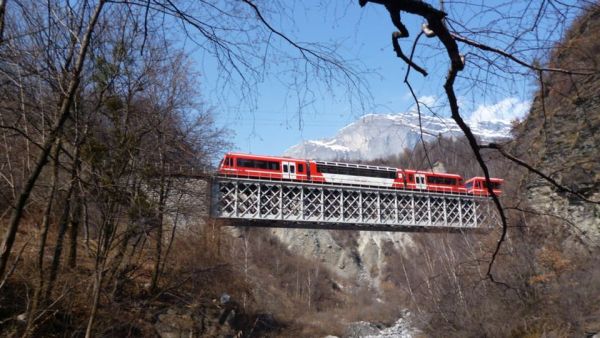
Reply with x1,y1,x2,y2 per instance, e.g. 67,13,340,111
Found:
218,152,503,196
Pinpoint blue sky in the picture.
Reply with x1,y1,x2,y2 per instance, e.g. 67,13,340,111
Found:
189,1,579,157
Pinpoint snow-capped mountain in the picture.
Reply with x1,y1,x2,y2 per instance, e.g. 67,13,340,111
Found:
284,112,513,161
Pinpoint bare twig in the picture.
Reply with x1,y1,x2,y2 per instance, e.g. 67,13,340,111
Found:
393,31,428,76
481,143,599,204
452,33,599,76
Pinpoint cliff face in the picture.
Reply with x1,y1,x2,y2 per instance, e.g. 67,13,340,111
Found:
270,228,414,288
512,6,600,243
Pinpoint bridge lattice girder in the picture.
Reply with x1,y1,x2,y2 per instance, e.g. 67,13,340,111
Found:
211,177,499,232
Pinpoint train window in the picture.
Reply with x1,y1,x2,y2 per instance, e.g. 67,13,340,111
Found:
427,176,457,185
283,164,288,173
237,158,251,168
409,174,413,182
316,164,395,179
482,181,502,190
465,182,473,190
237,158,280,170
290,166,295,173
298,164,304,172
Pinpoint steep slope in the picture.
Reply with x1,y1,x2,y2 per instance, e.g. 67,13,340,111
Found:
269,228,414,288
511,7,600,243
284,112,513,161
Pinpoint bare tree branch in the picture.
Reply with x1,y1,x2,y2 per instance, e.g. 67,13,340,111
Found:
359,0,509,282
452,33,599,76
481,143,600,204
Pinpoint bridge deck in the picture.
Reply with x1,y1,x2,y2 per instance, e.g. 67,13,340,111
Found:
211,177,498,232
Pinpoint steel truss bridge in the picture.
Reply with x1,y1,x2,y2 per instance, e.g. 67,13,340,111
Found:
210,176,499,232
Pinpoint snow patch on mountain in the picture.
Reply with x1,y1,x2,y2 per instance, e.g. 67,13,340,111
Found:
284,110,515,161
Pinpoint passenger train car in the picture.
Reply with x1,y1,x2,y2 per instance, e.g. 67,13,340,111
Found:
464,177,504,196
218,152,502,196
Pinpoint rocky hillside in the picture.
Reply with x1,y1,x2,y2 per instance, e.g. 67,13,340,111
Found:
511,6,600,244
270,228,414,288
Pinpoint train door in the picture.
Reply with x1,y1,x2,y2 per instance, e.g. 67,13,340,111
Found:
282,161,297,180
415,174,427,190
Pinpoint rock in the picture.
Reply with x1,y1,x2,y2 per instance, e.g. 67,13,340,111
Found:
363,317,421,338
431,161,446,173
344,321,384,337
270,228,362,279
344,313,421,338
16,313,27,322
252,313,279,331
270,227,414,290
154,309,199,338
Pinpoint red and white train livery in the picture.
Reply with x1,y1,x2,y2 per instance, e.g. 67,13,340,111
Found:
218,152,503,196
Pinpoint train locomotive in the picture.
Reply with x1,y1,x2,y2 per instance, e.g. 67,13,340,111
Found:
218,152,503,196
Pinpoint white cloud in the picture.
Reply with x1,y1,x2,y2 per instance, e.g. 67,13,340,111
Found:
407,95,438,115
469,97,530,123
418,95,437,107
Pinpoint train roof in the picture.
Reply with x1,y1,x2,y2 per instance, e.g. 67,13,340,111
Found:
402,169,463,178
465,176,504,183
315,160,397,172
224,152,305,162
225,153,399,172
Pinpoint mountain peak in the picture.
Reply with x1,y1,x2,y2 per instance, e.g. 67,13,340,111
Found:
284,111,513,161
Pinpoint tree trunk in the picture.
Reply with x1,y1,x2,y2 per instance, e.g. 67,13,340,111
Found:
0,0,6,44
44,181,74,300
67,194,81,269
150,209,164,292
23,141,61,336
160,200,181,275
85,269,103,338
150,149,170,292
67,144,83,269
108,219,134,300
